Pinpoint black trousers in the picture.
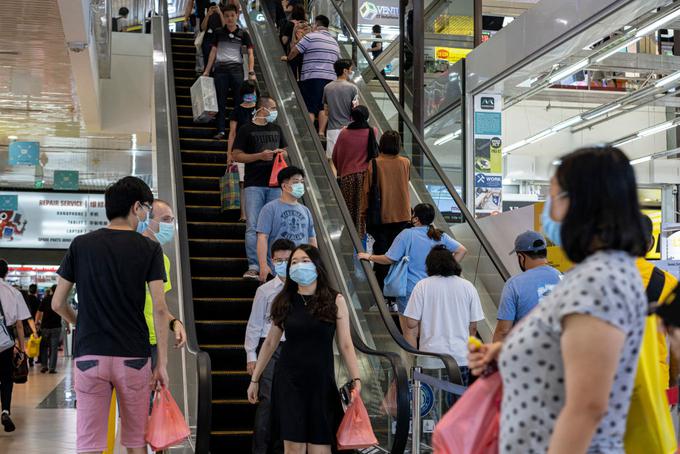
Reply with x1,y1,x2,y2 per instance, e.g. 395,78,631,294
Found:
371,222,410,292
0,347,13,412
253,339,284,454
214,63,244,134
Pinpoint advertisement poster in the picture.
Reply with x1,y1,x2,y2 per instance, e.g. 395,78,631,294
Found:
8,141,40,166
0,191,106,249
473,93,502,216
54,170,80,191
358,0,399,27
434,47,471,64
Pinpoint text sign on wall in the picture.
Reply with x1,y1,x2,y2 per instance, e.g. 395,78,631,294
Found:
8,141,40,166
473,93,502,216
0,192,107,249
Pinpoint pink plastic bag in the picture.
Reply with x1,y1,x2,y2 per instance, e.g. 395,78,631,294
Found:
145,386,191,451
337,392,379,450
433,372,502,454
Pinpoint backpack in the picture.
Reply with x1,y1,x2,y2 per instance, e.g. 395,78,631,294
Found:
292,20,311,47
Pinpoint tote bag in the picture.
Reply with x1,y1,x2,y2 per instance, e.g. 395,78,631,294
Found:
269,152,288,187
219,164,241,211
383,231,412,298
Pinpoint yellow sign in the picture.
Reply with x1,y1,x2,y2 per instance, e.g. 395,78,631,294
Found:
433,15,474,36
534,202,573,273
434,47,472,64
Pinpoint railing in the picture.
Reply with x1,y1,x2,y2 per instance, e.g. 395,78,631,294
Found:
152,3,212,453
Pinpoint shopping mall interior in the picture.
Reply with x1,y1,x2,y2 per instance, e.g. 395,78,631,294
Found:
2,0,680,452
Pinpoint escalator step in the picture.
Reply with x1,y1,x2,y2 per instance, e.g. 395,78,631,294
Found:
188,239,246,257
211,371,251,399
191,277,258,298
185,205,240,222
184,190,221,206
193,298,253,321
211,400,255,430
181,138,229,152
210,432,253,453
187,221,245,238
182,162,228,177
196,320,248,344
183,176,219,191
181,149,228,164
190,257,248,275
200,344,247,367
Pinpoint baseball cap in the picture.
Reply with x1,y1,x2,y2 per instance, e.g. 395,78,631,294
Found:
510,230,547,254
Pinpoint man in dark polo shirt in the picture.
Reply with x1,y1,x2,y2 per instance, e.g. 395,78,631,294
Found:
203,4,256,139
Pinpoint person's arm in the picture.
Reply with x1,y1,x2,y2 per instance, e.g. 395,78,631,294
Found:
285,43,301,61
217,7,226,26
247,324,284,403
234,148,276,163
670,348,679,388
547,314,625,454
167,312,186,348
256,233,271,282
357,252,394,265
404,317,419,348
492,320,513,343
493,282,517,343
335,294,362,398
227,120,238,161
201,11,210,30
469,321,478,337
52,277,77,325
309,237,318,247
202,46,217,76
247,48,255,76
244,287,269,374
149,280,171,388
453,244,467,262
34,311,43,326
27,318,37,337
15,321,25,352
184,0,194,24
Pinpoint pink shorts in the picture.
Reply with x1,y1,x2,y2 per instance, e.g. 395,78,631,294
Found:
74,355,152,452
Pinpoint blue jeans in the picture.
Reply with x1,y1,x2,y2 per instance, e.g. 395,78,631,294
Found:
244,186,281,270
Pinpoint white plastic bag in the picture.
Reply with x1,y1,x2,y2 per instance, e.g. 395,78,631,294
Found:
190,76,218,123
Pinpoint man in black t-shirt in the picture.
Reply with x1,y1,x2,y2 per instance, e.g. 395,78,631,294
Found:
233,96,288,280
36,284,62,373
52,176,171,453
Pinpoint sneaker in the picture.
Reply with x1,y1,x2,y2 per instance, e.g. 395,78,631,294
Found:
40,367,48,373
388,302,399,313
49,370,57,374
213,132,226,140
1,411,15,432
243,270,259,280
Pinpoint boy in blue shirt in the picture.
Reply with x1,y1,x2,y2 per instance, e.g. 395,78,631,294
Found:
492,230,562,342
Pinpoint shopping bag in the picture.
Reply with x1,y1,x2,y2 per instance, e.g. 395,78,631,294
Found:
27,334,41,358
190,76,218,123
12,348,29,384
432,371,502,454
145,387,191,451
624,316,677,454
219,165,241,211
337,392,378,450
383,256,409,298
268,152,288,187
194,30,205,48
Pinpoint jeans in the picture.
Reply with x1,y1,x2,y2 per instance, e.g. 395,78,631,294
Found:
244,186,282,270
39,327,61,371
214,63,245,134
0,347,13,412
252,340,284,454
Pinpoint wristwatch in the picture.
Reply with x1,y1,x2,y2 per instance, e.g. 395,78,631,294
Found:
248,71,255,76
169,318,183,331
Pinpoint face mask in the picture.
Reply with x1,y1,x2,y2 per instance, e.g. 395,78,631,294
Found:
274,261,288,278
541,197,562,247
265,109,278,123
289,262,318,286
290,182,305,198
347,70,354,79
154,221,175,245
136,204,150,233
517,254,526,272
243,93,257,104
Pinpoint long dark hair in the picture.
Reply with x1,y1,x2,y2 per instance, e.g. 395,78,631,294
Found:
270,244,339,327
346,105,378,162
556,146,647,263
413,203,442,241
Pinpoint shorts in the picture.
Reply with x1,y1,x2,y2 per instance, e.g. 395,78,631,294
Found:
74,355,152,452
300,78,332,116
237,162,245,183
326,129,342,159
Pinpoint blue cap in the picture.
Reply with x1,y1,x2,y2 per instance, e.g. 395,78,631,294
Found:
510,230,547,254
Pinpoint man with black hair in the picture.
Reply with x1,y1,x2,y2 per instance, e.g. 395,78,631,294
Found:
113,6,130,32
233,96,288,280
36,284,62,374
256,166,316,282
0,259,30,432
320,59,358,161
51,176,171,454
492,230,562,342
244,238,293,453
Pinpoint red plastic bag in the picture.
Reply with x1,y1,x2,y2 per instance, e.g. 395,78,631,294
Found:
432,372,502,454
268,152,288,187
337,392,378,450
145,386,191,451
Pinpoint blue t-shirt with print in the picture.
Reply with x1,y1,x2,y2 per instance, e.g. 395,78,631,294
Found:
256,199,316,246
497,265,562,323
385,226,462,297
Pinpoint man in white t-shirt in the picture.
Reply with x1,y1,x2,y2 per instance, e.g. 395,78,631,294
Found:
403,245,484,386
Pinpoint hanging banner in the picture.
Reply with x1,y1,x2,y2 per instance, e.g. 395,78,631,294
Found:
54,170,80,191
473,93,502,216
8,141,40,166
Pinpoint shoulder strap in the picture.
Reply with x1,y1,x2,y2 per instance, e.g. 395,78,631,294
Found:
646,266,666,303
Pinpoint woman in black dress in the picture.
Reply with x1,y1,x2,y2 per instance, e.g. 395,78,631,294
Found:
247,244,362,453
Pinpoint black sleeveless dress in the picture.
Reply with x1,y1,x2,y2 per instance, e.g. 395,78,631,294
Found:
272,293,343,444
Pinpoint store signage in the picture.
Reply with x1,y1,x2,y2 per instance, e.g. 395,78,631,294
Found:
54,170,80,191
0,195,18,211
0,191,106,249
434,47,471,64
474,93,503,216
358,0,399,26
8,141,40,166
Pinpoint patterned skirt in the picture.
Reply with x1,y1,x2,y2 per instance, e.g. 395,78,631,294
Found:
339,171,365,235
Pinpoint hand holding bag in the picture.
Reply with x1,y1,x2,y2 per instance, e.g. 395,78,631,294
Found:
145,386,191,451
432,371,502,454
337,391,379,450
268,152,288,187
219,164,241,211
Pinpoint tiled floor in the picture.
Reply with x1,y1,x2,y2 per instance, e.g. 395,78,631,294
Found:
0,356,77,453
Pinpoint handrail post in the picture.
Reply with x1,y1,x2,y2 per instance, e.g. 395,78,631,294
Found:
412,367,422,454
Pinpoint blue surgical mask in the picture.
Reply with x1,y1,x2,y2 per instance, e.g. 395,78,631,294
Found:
154,221,175,245
136,205,150,233
290,182,305,198
242,93,257,104
265,109,278,123
541,197,562,247
274,261,288,278
289,262,317,286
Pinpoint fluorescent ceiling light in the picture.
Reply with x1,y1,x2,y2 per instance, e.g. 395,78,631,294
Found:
516,76,538,88
655,70,680,87
630,155,652,165
594,37,642,63
7,135,17,140
551,116,582,132
635,8,680,37
582,103,622,120
638,121,676,137
552,160,562,166
528,129,556,143
612,135,641,147
548,59,589,84
433,129,461,146
503,140,528,155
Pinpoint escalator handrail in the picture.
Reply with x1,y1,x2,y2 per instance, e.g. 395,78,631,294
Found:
155,3,212,452
244,4,463,385
326,0,511,281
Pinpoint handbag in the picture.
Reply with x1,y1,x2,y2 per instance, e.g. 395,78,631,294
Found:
146,386,191,451
0,298,15,353
219,164,241,211
268,152,288,187
432,372,502,454
365,159,382,235
12,348,28,384
27,334,41,358
383,231,412,298
337,392,378,450
194,30,205,48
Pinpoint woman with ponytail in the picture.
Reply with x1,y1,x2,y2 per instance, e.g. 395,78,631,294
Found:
358,203,467,329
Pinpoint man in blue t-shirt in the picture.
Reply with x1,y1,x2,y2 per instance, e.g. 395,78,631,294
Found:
492,230,562,342
256,166,317,282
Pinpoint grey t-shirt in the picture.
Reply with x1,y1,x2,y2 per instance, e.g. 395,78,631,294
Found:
498,250,645,453
322,80,358,130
